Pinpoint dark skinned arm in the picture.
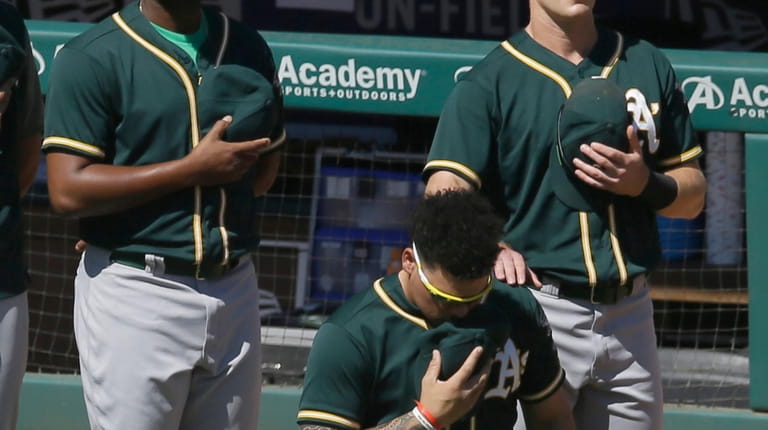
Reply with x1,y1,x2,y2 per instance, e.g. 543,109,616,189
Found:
47,116,270,217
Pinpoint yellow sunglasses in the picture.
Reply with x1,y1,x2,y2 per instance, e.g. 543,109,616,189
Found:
412,243,493,305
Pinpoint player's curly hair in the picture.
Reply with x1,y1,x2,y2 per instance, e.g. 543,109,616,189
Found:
411,190,503,280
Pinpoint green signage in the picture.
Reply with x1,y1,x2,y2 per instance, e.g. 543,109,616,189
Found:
667,49,768,133
25,19,768,132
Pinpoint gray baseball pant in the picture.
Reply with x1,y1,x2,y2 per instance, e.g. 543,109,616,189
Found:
0,291,28,430
516,276,662,430
74,246,262,430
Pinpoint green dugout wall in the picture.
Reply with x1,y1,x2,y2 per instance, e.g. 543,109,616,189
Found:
20,19,768,429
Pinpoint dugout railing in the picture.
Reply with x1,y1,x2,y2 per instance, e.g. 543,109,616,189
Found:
18,19,768,429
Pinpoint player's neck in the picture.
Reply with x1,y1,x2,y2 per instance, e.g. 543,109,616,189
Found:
398,270,418,307
525,14,597,65
140,0,202,34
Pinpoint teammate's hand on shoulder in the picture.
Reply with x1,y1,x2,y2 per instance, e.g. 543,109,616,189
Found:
572,124,650,197
419,347,491,428
495,243,542,288
188,115,271,186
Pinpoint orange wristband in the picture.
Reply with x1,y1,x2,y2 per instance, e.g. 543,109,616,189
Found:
415,400,442,430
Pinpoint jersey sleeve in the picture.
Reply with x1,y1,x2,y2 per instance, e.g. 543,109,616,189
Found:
424,79,497,190
42,46,116,161
297,322,371,430
516,297,565,403
653,50,702,171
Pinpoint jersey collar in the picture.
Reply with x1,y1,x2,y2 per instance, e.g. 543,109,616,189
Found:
374,274,430,330
118,2,226,73
507,26,623,80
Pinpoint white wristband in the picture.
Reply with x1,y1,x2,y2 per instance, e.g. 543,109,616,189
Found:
412,406,437,430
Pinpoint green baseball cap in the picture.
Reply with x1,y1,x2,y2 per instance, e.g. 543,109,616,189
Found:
546,77,631,211
197,64,279,143
0,25,25,84
420,322,506,380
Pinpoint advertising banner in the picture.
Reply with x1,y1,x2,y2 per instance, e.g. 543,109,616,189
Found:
25,20,768,132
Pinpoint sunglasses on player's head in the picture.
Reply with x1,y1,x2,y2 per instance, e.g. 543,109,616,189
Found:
411,243,493,305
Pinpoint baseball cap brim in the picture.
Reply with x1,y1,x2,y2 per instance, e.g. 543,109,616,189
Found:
546,135,609,211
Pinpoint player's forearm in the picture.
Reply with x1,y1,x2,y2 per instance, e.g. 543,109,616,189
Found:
363,410,425,430
46,152,200,217
299,410,425,430
656,162,706,219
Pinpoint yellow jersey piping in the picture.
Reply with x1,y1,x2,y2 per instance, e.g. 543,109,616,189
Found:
42,137,106,159
501,33,630,288
297,410,360,429
423,160,482,189
213,13,232,266
599,32,624,78
373,278,429,330
113,12,205,267
658,145,703,168
578,212,598,287
501,38,608,285
519,368,566,402
607,204,628,286
501,40,572,98
599,33,630,287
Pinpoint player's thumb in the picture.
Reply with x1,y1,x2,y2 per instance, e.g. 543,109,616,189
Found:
210,115,233,138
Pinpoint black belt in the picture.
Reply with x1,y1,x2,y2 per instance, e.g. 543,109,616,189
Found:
111,251,239,279
541,275,644,305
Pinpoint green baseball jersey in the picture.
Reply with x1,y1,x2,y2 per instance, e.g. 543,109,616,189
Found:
42,3,285,269
298,274,564,429
425,28,702,288
0,4,43,299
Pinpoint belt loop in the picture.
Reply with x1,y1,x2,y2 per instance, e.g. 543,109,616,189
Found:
590,286,599,305
539,281,560,297
144,254,166,275
634,274,647,292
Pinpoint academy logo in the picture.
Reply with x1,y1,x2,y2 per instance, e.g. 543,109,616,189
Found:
454,65,473,82
31,43,47,76
30,41,66,77
683,75,768,119
278,55,423,103
682,76,724,113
